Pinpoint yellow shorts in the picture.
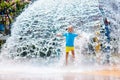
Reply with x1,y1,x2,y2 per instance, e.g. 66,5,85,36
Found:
66,46,74,53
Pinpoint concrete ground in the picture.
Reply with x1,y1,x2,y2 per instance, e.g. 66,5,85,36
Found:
0,65,120,80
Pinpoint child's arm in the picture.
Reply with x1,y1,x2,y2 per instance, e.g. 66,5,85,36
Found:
77,34,82,38
56,34,62,37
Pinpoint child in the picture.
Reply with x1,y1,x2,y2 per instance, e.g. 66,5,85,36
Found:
57,25,80,65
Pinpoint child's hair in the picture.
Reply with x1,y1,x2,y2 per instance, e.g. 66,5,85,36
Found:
66,25,74,31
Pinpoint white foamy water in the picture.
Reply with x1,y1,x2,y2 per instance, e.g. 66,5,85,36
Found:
0,1,120,79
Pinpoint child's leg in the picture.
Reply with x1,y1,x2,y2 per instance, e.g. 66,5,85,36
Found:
71,50,75,58
66,52,69,65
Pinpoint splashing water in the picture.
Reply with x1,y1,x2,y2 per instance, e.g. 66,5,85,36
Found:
0,0,120,66
0,0,120,80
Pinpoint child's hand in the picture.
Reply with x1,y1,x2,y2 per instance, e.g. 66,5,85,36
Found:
79,35,82,37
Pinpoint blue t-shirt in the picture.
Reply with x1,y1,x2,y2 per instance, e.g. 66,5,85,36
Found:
63,33,78,47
